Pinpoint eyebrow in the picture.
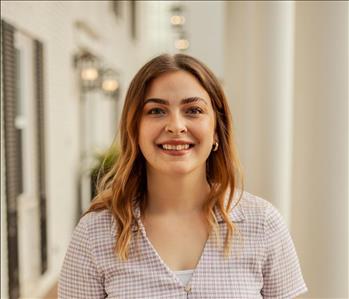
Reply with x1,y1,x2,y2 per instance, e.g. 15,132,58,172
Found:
143,97,208,106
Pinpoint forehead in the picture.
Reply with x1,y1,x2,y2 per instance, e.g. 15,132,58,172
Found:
145,70,210,104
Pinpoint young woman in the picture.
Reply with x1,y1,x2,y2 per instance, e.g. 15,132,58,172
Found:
58,54,308,298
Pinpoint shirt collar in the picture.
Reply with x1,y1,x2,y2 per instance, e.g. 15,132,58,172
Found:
214,201,245,224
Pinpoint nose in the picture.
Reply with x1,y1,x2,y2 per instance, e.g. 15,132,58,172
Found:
165,113,187,134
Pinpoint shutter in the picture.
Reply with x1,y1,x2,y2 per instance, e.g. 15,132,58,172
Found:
33,39,47,275
1,19,20,299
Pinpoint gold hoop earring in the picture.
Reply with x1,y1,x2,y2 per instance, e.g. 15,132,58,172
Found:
213,141,219,152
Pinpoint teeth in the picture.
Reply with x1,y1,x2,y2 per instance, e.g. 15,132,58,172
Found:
161,144,190,150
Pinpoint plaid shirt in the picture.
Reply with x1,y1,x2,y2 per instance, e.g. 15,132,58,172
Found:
58,191,308,298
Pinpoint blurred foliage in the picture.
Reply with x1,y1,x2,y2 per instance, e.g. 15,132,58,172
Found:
90,143,120,198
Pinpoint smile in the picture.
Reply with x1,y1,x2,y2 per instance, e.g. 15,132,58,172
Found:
156,143,195,156
159,144,194,151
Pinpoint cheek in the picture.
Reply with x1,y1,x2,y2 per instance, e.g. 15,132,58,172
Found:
192,118,216,141
138,120,160,147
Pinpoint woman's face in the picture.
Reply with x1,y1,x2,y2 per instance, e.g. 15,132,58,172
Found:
138,70,217,176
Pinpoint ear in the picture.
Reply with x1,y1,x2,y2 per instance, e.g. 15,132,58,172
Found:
214,132,218,143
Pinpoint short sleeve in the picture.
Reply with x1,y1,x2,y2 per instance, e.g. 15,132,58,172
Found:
261,204,308,299
58,214,106,299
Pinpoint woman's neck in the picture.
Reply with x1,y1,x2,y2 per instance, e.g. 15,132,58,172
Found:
144,167,211,216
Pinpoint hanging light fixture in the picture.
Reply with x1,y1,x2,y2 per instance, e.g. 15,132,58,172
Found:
170,15,185,26
170,5,186,26
74,50,121,99
170,4,189,52
74,50,101,91
175,31,190,51
81,67,98,82
175,38,189,50
101,68,120,98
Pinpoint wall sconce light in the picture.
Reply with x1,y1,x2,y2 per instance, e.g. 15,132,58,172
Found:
74,50,120,99
175,32,189,51
74,50,101,91
170,15,185,26
170,5,185,26
101,68,120,98
81,67,99,82
170,5,189,52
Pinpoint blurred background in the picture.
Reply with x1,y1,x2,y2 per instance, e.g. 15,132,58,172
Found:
0,1,348,298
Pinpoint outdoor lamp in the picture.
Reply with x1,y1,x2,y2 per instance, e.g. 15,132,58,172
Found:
175,31,189,51
101,68,120,98
74,50,101,91
170,5,186,26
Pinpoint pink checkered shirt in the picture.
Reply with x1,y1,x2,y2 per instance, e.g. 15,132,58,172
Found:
58,191,308,298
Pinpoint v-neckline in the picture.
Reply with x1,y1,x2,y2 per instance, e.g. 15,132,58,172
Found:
136,214,212,288
128,193,245,288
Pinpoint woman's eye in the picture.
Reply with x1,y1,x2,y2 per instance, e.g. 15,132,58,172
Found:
187,107,203,114
147,108,166,115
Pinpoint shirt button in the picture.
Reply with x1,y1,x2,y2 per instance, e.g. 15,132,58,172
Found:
184,285,192,293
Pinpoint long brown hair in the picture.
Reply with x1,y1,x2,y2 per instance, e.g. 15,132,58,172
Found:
87,53,244,260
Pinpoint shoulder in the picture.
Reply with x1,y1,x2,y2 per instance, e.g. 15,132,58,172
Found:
79,208,114,227
230,190,277,224
238,190,271,211
76,209,115,240
235,191,293,246
230,190,289,241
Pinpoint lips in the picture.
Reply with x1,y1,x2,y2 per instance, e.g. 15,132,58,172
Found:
158,144,194,151
156,141,195,155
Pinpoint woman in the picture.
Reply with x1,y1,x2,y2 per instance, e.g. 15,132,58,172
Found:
58,54,308,298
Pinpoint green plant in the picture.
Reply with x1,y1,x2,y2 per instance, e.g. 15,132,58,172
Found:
90,143,120,199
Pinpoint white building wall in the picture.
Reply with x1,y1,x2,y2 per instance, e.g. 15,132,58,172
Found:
224,1,295,221
291,2,348,297
224,1,348,298
184,1,225,80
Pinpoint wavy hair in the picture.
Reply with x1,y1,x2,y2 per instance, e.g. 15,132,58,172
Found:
86,53,244,260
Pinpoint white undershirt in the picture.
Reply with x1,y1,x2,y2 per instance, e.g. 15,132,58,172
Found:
173,269,194,285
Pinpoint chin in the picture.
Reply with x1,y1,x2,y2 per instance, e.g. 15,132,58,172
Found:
162,164,198,176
